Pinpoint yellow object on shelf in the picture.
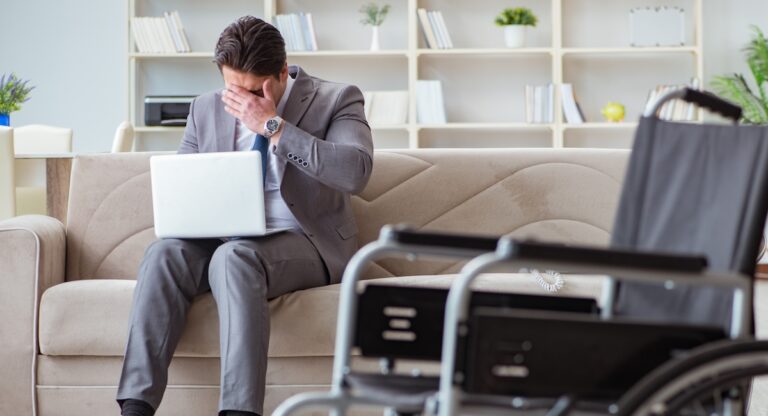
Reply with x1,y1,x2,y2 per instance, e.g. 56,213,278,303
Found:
601,102,626,123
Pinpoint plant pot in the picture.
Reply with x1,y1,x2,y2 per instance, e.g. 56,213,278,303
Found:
0,114,8,127
504,25,527,48
370,26,381,51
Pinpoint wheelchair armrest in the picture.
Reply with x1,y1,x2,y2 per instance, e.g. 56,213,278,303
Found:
385,226,499,253
500,240,708,272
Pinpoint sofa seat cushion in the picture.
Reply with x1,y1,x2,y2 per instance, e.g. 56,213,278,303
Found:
38,274,604,357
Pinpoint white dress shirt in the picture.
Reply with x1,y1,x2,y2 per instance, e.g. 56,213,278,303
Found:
235,73,300,230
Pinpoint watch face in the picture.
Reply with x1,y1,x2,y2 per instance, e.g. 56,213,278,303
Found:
266,119,279,132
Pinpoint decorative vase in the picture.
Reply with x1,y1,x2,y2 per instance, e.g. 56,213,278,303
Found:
0,114,9,127
370,26,381,51
504,25,527,48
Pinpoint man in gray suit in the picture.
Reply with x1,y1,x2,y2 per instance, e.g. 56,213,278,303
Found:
116,16,373,416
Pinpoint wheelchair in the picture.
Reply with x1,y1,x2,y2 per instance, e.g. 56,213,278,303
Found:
274,88,768,416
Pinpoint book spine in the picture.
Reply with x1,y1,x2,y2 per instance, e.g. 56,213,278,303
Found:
173,11,191,52
416,81,431,123
435,11,453,49
427,11,444,49
291,13,307,51
525,85,533,124
146,18,162,53
417,9,438,49
130,18,145,53
305,13,318,51
547,83,554,123
433,80,447,124
164,12,182,52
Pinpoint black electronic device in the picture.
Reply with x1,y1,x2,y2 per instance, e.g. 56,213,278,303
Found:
144,96,196,127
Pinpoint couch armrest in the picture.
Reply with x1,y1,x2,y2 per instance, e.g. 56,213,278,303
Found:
0,215,66,415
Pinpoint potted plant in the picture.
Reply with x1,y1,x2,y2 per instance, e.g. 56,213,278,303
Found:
359,2,390,51
712,26,768,124
0,73,34,127
495,7,538,48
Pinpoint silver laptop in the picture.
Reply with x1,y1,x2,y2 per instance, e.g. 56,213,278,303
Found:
150,152,288,239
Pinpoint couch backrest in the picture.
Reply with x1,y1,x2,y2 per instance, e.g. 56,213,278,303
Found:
65,149,629,281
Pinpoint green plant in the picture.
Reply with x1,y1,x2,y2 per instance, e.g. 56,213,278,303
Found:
495,7,538,27
359,2,390,26
711,26,768,124
0,73,34,115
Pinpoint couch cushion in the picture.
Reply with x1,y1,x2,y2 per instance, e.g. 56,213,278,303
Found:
38,274,603,357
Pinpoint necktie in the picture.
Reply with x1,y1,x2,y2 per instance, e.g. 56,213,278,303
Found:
251,134,269,184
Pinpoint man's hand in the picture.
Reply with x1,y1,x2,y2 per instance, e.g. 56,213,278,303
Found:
221,78,277,136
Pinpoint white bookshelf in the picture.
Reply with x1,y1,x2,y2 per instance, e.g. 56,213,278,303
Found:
128,0,704,150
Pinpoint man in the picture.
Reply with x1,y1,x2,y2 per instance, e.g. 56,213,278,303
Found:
116,16,373,416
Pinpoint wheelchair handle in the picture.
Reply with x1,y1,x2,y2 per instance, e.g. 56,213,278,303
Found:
643,87,743,122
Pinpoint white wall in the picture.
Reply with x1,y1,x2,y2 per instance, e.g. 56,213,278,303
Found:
0,0,766,152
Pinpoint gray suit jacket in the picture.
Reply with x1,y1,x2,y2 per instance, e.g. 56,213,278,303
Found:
178,66,374,283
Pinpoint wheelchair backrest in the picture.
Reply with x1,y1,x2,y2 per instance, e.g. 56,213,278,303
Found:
612,118,768,330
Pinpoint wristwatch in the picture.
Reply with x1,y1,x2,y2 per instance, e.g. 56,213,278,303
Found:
263,115,283,138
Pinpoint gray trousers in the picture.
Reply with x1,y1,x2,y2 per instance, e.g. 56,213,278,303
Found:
116,231,329,414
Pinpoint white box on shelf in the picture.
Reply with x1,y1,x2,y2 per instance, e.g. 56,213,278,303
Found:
629,6,685,47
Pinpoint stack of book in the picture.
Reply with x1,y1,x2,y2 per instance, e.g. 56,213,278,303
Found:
363,91,409,125
273,13,318,52
525,84,555,124
131,11,191,53
646,78,701,121
417,9,453,49
560,84,586,124
416,80,447,124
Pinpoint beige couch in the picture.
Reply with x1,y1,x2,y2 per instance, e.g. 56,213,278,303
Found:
0,149,629,416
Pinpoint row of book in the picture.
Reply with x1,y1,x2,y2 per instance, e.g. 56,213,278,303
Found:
647,79,701,121
363,91,409,125
417,9,454,49
131,12,191,53
273,13,318,52
525,85,556,124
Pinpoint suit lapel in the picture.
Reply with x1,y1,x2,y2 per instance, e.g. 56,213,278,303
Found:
282,66,317,127
214,90,236,152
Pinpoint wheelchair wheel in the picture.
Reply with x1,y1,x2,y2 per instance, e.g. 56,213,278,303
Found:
615,339,768,416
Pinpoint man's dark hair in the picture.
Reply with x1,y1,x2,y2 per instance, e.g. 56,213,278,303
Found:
214,16,286,79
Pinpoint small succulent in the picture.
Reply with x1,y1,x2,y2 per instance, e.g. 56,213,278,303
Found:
712,26,768,124
359,2,390,27
0,73,34,115
495,7,538,27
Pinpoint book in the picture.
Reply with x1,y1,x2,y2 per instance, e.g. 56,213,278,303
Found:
367,91,409,125
544,84,555,123
525,85,534,124
417,9,439,49
434,11,453,49
157,17,176,52
561,84,585,124
290,13,306,51
431,80,447,123
305,13,318,51
362,92,374,119
146,18,163,53
130,18,147,52
416,81,432,123
416,80,446,124
164,12,183,52
427,11,444,49
172,11,191,52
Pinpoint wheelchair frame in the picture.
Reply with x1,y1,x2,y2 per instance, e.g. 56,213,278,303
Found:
274,88,754,416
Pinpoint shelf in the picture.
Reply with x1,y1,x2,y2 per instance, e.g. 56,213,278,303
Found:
289,50,409,57
130,52,214,59
562,46,700,56
562,122,639,130
417,123,554,131
417,48,553,57
134,126,184,133
130,50,409,59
